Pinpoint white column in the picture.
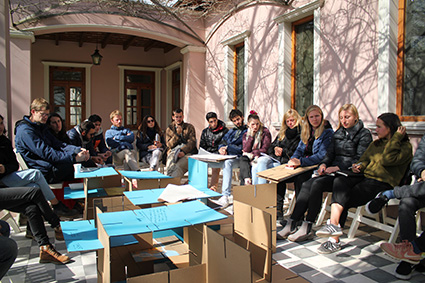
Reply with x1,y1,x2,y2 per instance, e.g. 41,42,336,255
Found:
0,0,10,135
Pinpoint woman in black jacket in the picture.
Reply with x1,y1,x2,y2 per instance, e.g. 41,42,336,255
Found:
136,115,165,171
277,104,372,242
199,112,229,190
252,109,302,185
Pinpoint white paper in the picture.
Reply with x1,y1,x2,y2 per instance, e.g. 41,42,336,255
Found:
191,150,237,162
157,184,209,203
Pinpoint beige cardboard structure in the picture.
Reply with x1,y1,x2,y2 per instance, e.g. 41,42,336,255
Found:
124,176,181,191
256,164,317,183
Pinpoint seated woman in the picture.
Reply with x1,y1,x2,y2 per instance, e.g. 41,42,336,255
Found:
275,105,333,221
46,113,69,144
315,113,413,254
0,114,76,217
239,111,271,185
278,104,372,241
136,115,165,171
252,109,302,185
199,112,229,190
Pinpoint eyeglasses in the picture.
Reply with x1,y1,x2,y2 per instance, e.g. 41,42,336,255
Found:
37,111,49,117
147,120,154,123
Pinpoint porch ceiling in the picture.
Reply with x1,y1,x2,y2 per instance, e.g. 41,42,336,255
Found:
35,31,177,53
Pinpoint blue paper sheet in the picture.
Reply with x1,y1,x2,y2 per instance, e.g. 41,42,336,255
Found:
64,187,107,200
188,158,208,189
74,167,118,179
61,220,139,252
124,189,165,205
119,170,171,180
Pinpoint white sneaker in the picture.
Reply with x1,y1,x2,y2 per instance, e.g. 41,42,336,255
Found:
212,196,230,208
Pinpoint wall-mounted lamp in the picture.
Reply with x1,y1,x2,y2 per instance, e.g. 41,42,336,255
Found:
91,44,103,65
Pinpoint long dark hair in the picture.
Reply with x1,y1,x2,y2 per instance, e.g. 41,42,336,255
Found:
0,114,6,134
47,113,67,136
137,115,162,139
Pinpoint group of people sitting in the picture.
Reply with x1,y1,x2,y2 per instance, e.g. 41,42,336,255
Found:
1,97,425,281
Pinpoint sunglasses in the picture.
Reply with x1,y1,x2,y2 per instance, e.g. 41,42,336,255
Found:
147,120,154,123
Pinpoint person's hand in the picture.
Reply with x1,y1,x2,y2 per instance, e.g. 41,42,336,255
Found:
419,170,425,182
155,141,162,148
325,166,340,174
76,149,90,162
0,164,5,174
318,164,327,175
148,145,157,150
178,151,185,158
397,126,406,136
288,158,300,168
104,151,112,158
274,147,283,157
219,147,227,155
352,163,362,173
91,156,103,164
176,125,183,135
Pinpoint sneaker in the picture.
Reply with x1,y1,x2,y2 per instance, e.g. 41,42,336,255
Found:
366,192,389,214
317,239,341,254
316,221,343,237
380,240,421,264
39,244,71,264
54,226,64,241
211,196,230,208
53,201,79,217
395,261,413,280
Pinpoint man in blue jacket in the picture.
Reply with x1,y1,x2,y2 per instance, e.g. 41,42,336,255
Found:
14,98,90,183
105,110,139,171
212,109,247,208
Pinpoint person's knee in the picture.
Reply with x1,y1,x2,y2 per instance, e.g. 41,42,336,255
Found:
399,198,420,215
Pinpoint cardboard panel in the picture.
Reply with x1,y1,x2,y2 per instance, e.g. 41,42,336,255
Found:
160,177,181,187
233,184,277,251
188,158,208,189
169,264,206,283
203,226,252,283
87,174,122,189
186,225,203,266
233,201,272,282
127,271,169,283
256,164,317,183
137,179,161,190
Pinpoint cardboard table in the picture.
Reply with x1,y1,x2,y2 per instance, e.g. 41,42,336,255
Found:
119,170,180,191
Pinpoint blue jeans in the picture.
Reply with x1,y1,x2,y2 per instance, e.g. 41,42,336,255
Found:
0,221,17,280
252,156,280,185
1,169,55,201
221,159,239,197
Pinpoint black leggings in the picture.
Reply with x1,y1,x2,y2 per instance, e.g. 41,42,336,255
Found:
0,187,60,246
331,175,392,227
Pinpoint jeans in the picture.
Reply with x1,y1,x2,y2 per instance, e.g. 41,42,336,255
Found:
0,221,17,280
221,158,239,197
252,156,280,185
1,169,55,201
0,187,60,247
141,149,163,170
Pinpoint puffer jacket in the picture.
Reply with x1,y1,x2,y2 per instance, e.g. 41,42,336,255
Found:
320,120,372,170
199,120,229,154
165,122,198,155
218,125,248,156
267,125,301,164
292,121,334,167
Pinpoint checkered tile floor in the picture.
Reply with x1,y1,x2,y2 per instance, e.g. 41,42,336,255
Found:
2,216,425,283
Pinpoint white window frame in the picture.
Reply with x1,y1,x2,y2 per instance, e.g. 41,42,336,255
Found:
42,61,92,118
118,65,162,126
165,61,182,124
221,30,251,119
274,0,324,129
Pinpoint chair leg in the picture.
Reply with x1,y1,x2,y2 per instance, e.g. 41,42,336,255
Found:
388,218,400,244
316,193,331,227
1,211,21,233
347,207,363,239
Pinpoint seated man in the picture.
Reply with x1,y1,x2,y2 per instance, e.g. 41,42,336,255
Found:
88,114,112,164
0,220,17,280
67,120,107,165
0,187,70,265
15,98,90,184
165,109,197,177
199,112,229,190
212,109,247,208
367,133,425,280
105,110,139,171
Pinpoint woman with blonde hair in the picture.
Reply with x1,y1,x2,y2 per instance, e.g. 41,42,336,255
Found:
278,104,372,242
252,109,302,185
275,105,334,221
